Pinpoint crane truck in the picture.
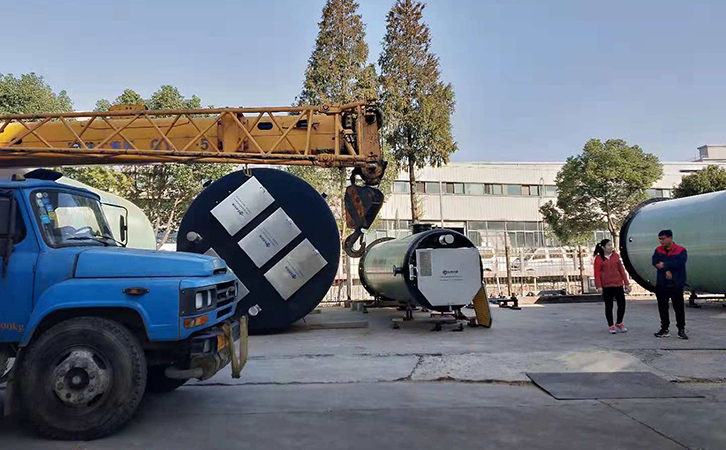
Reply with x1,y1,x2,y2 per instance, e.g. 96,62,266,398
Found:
0,102,385,439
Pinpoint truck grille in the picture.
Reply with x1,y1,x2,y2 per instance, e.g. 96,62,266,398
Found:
216,281,237,308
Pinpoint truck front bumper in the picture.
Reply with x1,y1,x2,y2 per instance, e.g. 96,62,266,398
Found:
165,317,248,381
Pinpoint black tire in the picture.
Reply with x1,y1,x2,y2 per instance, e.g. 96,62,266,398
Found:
18,317,147,440
146,365,188,393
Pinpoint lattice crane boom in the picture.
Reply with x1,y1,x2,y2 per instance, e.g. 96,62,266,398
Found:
0,101,385,184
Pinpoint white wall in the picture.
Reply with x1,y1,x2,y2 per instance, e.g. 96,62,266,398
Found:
381,161,726,224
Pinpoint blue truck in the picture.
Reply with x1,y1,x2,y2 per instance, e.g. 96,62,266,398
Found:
0,171,248,440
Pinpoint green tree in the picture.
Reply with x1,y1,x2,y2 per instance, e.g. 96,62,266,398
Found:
124,164,231,247
290,0,387,235
539,202,592,247
94,88,145,111
673,165,726,198
60,166,132,197
147,85,201,111
296,0,377,106
64,85,233,248
379,0,457,222
0,72,72,114
540,139,663,248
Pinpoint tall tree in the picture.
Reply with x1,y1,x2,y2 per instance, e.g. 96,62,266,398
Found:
291,0,381,234
540,139,663,248
296,0,377,107
379,0,457,222
673,165,726,198
0,73,72,114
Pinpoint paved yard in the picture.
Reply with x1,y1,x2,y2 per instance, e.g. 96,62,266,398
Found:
2,299,725,449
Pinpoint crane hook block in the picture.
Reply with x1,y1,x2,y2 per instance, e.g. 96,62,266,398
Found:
344,185,383,258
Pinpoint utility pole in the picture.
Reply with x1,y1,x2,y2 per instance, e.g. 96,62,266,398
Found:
578,245,586,294
505,235,513,296
520,248,525,295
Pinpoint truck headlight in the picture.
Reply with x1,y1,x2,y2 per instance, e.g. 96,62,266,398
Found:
180,288,216,315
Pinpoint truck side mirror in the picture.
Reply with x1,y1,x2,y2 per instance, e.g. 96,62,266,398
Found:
120,214,128,244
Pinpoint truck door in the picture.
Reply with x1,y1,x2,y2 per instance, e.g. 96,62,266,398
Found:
0,190,38,343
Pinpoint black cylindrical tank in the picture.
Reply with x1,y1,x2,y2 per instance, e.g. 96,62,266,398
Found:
359,228,483,312
178,168,340,334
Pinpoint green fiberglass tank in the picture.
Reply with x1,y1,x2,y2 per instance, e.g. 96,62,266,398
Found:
619,191,726,293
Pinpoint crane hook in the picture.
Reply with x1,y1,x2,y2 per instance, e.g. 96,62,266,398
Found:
344,229,366,258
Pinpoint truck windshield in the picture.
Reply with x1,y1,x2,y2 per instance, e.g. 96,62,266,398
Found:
30,190,115,248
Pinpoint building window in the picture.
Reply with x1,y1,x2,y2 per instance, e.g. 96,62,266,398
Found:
467,221,487,230
444,182,464,194
393,181,410,193
524,185,540,196
415,182,425,193
492,184,503,195
425,182,441,194
505,184,522,196
506,222,526,231
545,185,558,197
467,231,482,247
465,183,485,195
646,188,671,198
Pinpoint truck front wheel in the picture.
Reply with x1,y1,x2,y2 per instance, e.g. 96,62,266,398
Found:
18,317,147,440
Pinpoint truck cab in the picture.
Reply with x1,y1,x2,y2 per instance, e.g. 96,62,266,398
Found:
0,174,247,440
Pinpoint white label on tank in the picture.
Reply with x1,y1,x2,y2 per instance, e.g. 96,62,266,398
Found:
264,239,327,300
238,208,301,268
204,247,249,299
416,247,481,307
210,177,274,236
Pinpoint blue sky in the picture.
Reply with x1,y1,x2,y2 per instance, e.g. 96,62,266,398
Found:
3,0,725,162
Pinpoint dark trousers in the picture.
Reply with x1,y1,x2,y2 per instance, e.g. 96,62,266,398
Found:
655,286,686,331
602,286,626,327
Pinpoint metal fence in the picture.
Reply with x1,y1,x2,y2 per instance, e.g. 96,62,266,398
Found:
322,246,651,303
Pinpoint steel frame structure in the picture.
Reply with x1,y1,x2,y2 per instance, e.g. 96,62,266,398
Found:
0,101,384,182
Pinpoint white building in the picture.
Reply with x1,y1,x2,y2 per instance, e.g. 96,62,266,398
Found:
368,145,726,250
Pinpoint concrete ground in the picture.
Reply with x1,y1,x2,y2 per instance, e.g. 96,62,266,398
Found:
1,298,725,449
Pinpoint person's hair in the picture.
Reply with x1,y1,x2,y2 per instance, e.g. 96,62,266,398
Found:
658,229,673,238
593,239,612,259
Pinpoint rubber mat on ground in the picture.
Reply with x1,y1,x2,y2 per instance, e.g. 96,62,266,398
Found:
526,372,704,400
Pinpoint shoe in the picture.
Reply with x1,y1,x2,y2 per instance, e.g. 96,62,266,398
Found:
678,329,689,340
654,329,670,338
616,323,628,333
609,326,617,334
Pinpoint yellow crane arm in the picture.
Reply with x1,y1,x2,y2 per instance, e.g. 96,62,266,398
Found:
0,101,385,184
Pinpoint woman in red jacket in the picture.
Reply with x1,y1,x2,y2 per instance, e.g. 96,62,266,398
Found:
593,239,632,334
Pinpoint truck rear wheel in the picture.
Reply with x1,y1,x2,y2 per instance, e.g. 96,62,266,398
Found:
18,317,147,440
146,365,188,393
